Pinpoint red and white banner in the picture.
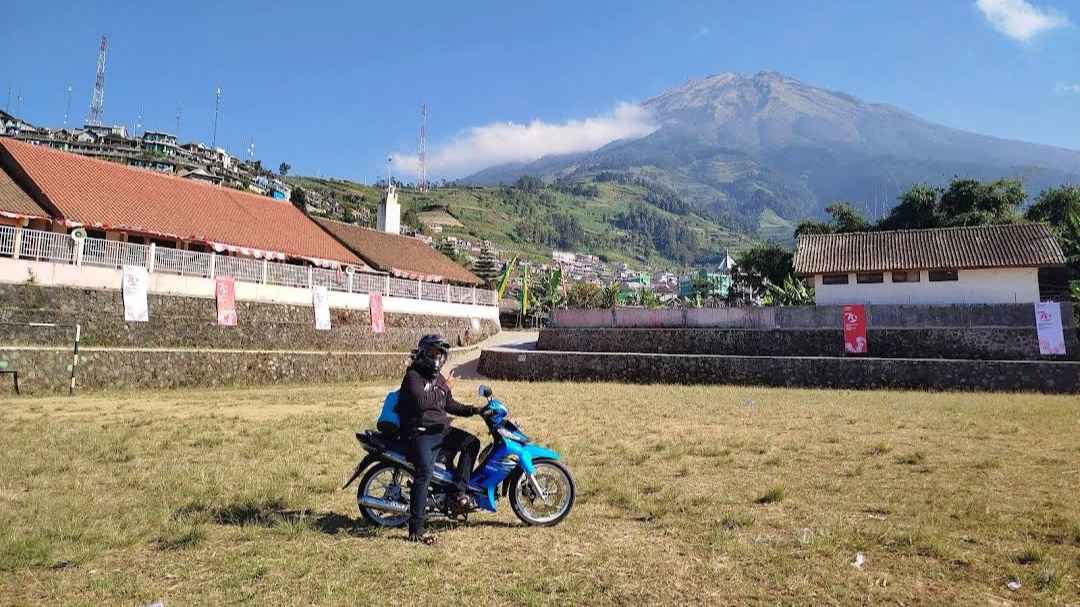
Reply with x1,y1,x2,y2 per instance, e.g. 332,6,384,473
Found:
842,304,868,354
1035,302,1066,355
369,292,385,334
215,276,237,326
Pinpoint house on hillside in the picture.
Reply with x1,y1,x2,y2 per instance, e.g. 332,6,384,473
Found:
793,224,1066,305
314,217,482,286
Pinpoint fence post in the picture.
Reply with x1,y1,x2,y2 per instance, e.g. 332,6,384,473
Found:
472,286,476,305
417,279,422,299
12,228,22,260
209,253,216,279
446,282,451,303
307,266,313,289
347,271,353,293
74,236,85,266
261,259,268,284
384,275,390,296
147,243,156,272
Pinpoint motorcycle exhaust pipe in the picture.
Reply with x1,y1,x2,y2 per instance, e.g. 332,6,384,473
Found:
358,496,409,514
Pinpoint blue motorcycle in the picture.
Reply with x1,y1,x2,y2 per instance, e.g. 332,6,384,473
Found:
343,384,575,527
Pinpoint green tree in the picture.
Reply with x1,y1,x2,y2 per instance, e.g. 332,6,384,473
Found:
514,175,543,193
565,282,603,309
289,187,307,212
278,162,290,177
878,183,942,230
732,243,794,298
762,275,814,306
600,281,623,308
471,241,501,287
794,202,871,237
1026,185,1080,227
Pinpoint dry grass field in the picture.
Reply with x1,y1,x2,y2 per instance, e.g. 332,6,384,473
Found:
1,380,1078,606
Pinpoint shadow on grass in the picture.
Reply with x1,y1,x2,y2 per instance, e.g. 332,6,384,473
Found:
176,497,521,538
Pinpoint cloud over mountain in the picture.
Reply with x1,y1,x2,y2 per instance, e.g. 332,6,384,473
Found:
392,103,655,179
975,0,1070,42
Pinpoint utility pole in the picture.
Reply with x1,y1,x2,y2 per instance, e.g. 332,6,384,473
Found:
211,86,221,149
63,85,73,127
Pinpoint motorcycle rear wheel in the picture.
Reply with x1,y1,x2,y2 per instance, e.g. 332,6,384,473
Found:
508,460,575,526
357,462,412,528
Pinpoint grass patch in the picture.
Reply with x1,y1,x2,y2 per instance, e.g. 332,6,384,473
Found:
1,382,1079,605
895,451,927,465
1012,544,1044,565
755,485,785,505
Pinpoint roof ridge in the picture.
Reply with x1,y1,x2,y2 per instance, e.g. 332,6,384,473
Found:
798,222,1046,240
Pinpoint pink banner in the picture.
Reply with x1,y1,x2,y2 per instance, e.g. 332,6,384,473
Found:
842,304,867,354
215,276,237,326
370,292,385,334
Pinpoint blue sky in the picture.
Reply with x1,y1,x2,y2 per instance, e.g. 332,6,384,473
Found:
4,0,1079,182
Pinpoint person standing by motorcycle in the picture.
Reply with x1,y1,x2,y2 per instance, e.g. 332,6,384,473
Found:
397,334,484,544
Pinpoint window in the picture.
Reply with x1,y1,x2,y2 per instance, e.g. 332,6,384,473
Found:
856,272,884,284
928,270,959,282
822,274,849,285
891,270,920,283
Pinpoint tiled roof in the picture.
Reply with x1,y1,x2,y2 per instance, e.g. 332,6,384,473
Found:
794,223,1065,275
0,165,49,219
0,138,360,266
314,217,482,285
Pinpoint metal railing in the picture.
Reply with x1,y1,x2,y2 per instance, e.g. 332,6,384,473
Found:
0,225,496,306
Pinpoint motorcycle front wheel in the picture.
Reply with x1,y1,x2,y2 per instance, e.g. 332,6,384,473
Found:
357,462,412,528
508,460,575,526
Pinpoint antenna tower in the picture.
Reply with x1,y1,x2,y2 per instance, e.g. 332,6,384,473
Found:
87,35,108,126
418,103,428,192
64,85,73,127
175,105,182,137
211,87,222,148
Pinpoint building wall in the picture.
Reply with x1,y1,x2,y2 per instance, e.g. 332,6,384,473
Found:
812,268,1040,305
0,257,499,320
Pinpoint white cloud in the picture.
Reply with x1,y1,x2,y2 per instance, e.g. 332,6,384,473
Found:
975,0,1070,42
1055,82,1080,94
392,103,655,179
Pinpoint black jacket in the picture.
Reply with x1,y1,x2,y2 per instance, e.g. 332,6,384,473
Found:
397,366,476,433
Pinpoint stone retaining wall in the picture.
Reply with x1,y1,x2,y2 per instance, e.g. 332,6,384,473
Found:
0,284,499,350
0,346,479,394
536,327,1080,361
478,348,1080,394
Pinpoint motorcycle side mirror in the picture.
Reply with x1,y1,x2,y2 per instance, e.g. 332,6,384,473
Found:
479,384,493,398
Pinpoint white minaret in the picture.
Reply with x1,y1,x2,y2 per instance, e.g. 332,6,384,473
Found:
377,183,400,234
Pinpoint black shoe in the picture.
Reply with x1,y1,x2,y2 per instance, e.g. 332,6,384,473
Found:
407,532,438,545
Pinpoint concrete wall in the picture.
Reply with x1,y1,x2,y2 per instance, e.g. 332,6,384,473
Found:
550,303,1073,330
478,348,1080,394
536,327,1079,361
812,268,1040,305
0,257,499,321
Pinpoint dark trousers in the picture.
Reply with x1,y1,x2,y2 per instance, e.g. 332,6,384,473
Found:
407,427,481,536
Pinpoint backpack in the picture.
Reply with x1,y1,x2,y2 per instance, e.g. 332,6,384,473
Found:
376,390,400,435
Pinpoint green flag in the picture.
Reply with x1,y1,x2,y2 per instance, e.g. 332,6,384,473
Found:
496,256,517,300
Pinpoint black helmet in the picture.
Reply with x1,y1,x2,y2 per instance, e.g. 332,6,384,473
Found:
412,334,450,375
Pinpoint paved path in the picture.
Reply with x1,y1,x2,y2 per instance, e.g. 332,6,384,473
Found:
447,330,537,380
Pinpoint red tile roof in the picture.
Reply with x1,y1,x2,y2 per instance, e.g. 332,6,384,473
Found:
0,138,360,266
794,223,1065,275
314,217,482,285
0,165,50,220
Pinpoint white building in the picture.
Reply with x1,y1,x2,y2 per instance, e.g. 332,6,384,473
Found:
794,224,1066,305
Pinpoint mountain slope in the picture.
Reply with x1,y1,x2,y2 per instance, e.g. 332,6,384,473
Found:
465,71,1080,235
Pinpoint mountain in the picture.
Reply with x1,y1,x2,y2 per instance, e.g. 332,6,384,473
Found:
465,71,1080,235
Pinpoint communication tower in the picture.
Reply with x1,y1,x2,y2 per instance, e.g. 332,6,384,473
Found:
211,87,222,148
87,35,108,126
64,85,72,127
418,103,428,192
